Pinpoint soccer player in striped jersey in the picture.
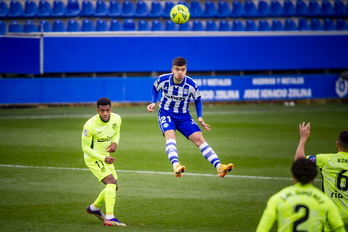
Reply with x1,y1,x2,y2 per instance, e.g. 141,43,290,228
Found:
256,158,346,232
147,57,234,178
82,97,126,227
295,122,348,231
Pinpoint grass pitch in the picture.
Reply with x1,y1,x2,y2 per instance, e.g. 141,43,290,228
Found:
0,102,347,232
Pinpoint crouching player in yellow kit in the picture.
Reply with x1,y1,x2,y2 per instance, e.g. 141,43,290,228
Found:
256,158,346,232
82,97,126,226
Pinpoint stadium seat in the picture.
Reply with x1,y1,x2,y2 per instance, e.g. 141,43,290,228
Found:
95,19,107,31
178,22,190,31
336,18,348,30
271,19,284,31
108,0,121,17
163,1,174,18
37,0,52,18
122,18,136,30
79,0,94,17
232,19,244,31
109,19,121,31
164,19,177,31
205,19,217,31
52,19,65,31
323,18,335,30
219,19,230,31
0,20,6,34
269,0,283,17
321,0,334,17
9,20,23,32
244,0,257,17
202,1,217,18
283,0,295,16
138,19,149,31
190,1,203,18
24,20,39,32
230,0,244,17
148,1,163,18
8,0,24,18
334,0,348,16
310,18,323,30
284,18,297,30
81,19,94,31
134,1,149,18
177,1,188,7
94,0,107,17
67,19,80,31
308,0,321,17
216,1,230,18
22,0,38,18
51,0,66,17
151,19,163,31
0,1,9,18
39,19,51,31
121,1,135,18
191,20,204,31
258,1,270,17
295,0,308,16
258,19,270,31
298,18,310,30
245,19,257,31
65,0,80,17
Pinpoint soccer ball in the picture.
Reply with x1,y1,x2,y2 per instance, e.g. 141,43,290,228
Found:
170,4,190,24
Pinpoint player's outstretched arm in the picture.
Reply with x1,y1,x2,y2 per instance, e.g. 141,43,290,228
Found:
198,117,211,132
294,122,310,160
147,103,156,112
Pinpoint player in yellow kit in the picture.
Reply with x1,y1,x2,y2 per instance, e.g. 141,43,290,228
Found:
82,97,126,227
256,158,346,232
295,122,348,231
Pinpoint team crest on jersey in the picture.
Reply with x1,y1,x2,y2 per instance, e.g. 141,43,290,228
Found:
112,123,117,129
163,123,169,128
83,129,88,137
183,89,188,95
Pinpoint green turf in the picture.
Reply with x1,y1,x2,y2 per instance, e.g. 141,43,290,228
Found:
0,102,347,231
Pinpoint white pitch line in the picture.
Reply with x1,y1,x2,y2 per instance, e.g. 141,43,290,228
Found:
0,164,292,180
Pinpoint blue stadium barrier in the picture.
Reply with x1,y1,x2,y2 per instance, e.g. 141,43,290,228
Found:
202,1,216,18
148,1,163,18
134,0,149,18
37,0,52,18
0,1,9,18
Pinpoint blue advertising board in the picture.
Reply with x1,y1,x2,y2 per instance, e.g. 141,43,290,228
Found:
0,74,347,105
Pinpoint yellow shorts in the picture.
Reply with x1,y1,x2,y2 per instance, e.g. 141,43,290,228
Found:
85,156,118,182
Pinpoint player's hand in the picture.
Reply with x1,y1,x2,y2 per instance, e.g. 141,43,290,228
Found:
106,142,117,153
299,122,310,139
198,117,211,132
147,103,156,112
105,156,116,164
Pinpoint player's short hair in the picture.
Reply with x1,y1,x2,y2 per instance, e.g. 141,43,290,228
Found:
338,131,348,150
97,97,111,108
172,57,187,67
291,158,317,185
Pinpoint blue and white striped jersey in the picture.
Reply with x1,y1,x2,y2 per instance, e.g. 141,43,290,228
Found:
151,73,202,116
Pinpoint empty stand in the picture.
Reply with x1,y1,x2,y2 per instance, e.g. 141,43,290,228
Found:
151,19,163,31
51,0,66,17
24,20,39,32
271,19,284,30
134,1,149,18
108,1,121,17
95,19,107,31
230,0,244,17
164,19,177,31
284,18,297,30
148,1,163,18
94,0,107,17
52,19,65,31
202,1,216,18
245,19,257,31
138,19,149,30
216,1,230,18
0,1,9,18
298,18,310,30
296,0,309,16
0,20,6,34
205,19,217,31
232,19,244,31
219,19,231,31
81,18,94,31
109,19,121,31
79,0,94,17
192,19,204,31
9,20,23,32
23,0,38,18
163,1,174,19
310,18,323,30
65,0,79,17
178,22,190,31
258,19,271,30
121,1,135,18
336,18,348,30
321,0,334,16
8,0,24,18
190,1,203,18
39,19,51,31
258,1,270,17
269,0,283,17
37,0,52,18
122,18,135,30
244,0,258,17
283,0,295,16
67,19,80,31
323,18,335,30
308,0,322,16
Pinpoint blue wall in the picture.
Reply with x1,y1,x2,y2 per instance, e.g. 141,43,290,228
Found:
1,32,348,74
1,74,347,104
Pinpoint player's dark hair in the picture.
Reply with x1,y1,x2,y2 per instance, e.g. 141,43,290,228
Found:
338,131,348,150
291,158,317,185
97,97,111,108
172,57,187,67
